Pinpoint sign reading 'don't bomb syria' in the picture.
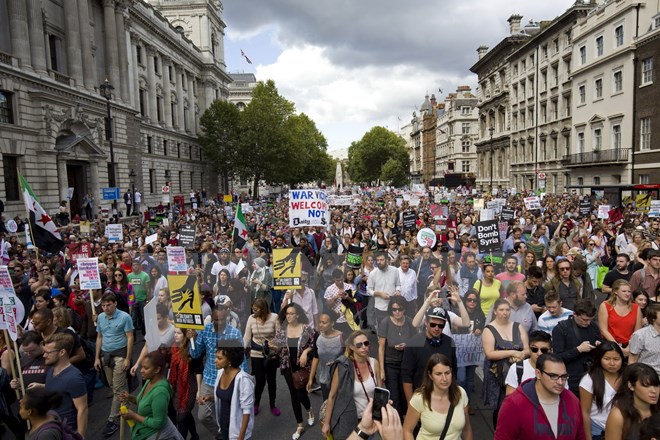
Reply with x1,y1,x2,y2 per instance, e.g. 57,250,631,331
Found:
475,220,502,253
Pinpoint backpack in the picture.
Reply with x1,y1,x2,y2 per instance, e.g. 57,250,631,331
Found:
37,418,84,440
515,361,524,385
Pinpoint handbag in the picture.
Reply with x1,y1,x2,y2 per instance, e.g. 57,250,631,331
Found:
596,266,608,289
438,404,455,440
262,340,280,366
291,368,310,390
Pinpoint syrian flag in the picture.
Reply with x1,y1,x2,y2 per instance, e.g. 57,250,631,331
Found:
233,203,248,250
240,49,253,64
19,173,65,254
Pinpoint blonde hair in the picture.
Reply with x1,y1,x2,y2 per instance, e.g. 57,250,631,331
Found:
608,279,632,308
344,330,368,360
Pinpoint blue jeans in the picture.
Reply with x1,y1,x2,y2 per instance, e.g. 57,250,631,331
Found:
458,365,476,399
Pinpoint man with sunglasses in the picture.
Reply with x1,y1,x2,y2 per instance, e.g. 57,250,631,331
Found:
495,353,585,440
401,306,457,404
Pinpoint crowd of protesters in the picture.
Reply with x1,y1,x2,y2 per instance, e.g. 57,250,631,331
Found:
0,187,659,440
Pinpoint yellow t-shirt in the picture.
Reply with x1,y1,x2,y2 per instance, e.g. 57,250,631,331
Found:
409,387,468,440
474,279,502,316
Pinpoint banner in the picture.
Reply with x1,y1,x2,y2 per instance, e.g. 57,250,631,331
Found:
106,224,123,243
168,275,204,329
649,200,660,218
579,199,591,217
402,211,416,232
454,333,485,367
597,205,611,219
501,208,515,222
416,228,437,248
524,196,541,210
179,225,196,248
608,207,624,226
167,246,187,273
77,258,101,290
69,242,91,265
272,248,302,290
328,195,354,206
636,193,652,213
288,189,330,227
475,220,502,253
346,244,364,269
241,203,254,213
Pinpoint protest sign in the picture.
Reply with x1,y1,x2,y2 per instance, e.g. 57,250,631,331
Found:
499,222,509,244
167,246,187,273
223,194,233,203
288,189,330,227
579,199,592,217
501,208,515,222
480,208,495,222
416,228,437,248
77,257,102,290
0,296,18,341
80,221,91,235
649,200,660,218
106,223,123,243
608,207,624,226
0,266,25,332
597,205,611,219
273,248,302,290
144,299,160,351
145,233,158,245
346,245,364,269
636,194,652,213
168,275,204,329
179,225,196,248
524,196,541,210
69,242,91,265
475,220,502,253
241,203,254,213
473,198,484,211
402,211,416,232
429,204,443,220
409,197,420,207
328,195,353,206
454,333,485,368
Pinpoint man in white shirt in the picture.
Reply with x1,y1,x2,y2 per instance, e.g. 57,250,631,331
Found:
366,252,401,330
537,291,573,336
397,255,417,317
210,248,238,281
505,330,557,395
486,281,537,334
133,190,142,216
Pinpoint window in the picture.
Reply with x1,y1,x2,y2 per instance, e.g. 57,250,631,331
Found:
156,96,162,122
522,60,526,71
2,155,19,201
178,171,183,192
639,174,650,184
0,91,14,124
168,65,174,82
640,117,651,150
462,123,470,134
190,172,194,188
579,84,586,104
170,102,176,127
542,140,547,160
139,89,146,116
188,145,193,159
552,65,558,86
642,58,653,84
462,140,470,153
593,128,602,151
462,161,470,173
461,106,471,115
595,78,603,99
579,46,586,64
554,39,559,53
551,99,558,120
596,36,604,56
578,131,585,153
136,46,142,65
513,65,518,77
177,142,181,158
542,45,548,59
48,35,62,72
563,95,571,117
149,169,155,193
147,136,153,154
542,71,547,91
154,56,159,75
615,25,624,47
163,140,168,156
593,177,600,185
577,177,584,186
612,124,621,150
541,103,547,123
564,59,571,75
613,70,623,92
552,138,558,158
183,107,189,131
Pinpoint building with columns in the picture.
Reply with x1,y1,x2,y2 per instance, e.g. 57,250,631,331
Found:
228,73,257,110
0,0,231,219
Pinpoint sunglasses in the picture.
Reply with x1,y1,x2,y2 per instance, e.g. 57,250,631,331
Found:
466,298,477,303
354,341,370,349
559,267,571,271
530,346,550,354
391,308,403,312
428,322,445,329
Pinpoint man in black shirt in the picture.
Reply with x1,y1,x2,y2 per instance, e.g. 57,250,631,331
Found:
10,331,48,389
602,254,632,295
525,266,546,318
401,306,456,404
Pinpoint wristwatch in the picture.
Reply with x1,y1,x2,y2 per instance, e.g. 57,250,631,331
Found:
354,426,369,439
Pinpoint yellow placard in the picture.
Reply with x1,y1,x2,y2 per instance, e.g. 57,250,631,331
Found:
168,275,204,329
273,248,302,290
636,193,651,213
80,221,91,234
223,194,233,203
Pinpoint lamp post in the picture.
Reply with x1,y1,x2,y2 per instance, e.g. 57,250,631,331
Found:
488,126,495,192
164,169,172,221
100,78,117,220
129,168,136,216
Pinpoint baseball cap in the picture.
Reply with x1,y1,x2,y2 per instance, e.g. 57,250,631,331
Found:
219,248,230,254
214,295,232,307
425,306,448,321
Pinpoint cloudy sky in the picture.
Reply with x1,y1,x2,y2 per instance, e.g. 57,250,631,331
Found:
223,0,577,157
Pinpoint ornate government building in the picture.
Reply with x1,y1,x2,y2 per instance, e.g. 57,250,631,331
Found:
0,0,231,218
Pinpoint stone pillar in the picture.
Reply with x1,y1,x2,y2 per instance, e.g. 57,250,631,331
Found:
57,155,69,203
129,33,141,111
103,0,120,88
175,65,184,132
63,0,83,84
204,80,215,111
77,0,95,89
116,4,130,102
7,0,31,69
26,0,47,74
187,76,196,136
146,45,157,124
162,56,172,129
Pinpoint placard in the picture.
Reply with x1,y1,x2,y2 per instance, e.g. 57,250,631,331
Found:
480,208,495,222
77,257,101,290
241,203,254,213
473,198,484,211
0,266,25,330
168,275,204,329
179,225,196,248
80,221,91,235
649,200,660,218
524,196,541,210
167,246,187,273
579,199,591,217
499,222,509,244
416,228,437,248
501,208,515,222
106,224,123,243
346,245,364,269
597,205,611,219
272,248,302,290
402,211,416,232
454,333,485,367
636,194,652,213
223,194,233,203
288,189,330,227
69,242,91,265
145,233,158,245
475,220,502,253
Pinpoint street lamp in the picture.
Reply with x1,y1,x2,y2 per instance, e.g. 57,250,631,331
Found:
100,78,117,220
129,168,136,216
488,126,495,192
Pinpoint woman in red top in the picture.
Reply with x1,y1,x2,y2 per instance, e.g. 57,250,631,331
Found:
598,279,643,357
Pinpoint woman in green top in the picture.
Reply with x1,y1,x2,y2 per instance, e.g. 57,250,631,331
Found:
119,351,182,440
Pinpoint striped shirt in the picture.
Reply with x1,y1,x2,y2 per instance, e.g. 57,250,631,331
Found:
189,322,245,386
537,308,574,336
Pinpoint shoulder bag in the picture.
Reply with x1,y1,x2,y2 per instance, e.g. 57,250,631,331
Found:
438,403,455,440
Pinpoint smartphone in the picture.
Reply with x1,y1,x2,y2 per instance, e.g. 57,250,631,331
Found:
372,387,390,422
437,287,448,300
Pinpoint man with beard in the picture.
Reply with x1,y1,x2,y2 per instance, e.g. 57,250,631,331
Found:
366,252,401,330
458,252,483,297
486,281,538,334
211,248,238,280
601,254,632,295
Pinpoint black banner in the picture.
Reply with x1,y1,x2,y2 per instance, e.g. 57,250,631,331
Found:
179,225,196,248
475,220,502,253
501,208,515,222
402,211,417,232
579,200,591,217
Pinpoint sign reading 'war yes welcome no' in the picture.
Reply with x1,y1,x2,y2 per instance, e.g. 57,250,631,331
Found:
289,190,331,227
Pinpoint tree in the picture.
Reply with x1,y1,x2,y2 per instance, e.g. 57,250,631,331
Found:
283,113,335,186
198,100,242,194
347,126,409,185
380,158,408,187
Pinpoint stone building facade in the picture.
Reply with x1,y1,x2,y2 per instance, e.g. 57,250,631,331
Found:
228,72,257,110
0,0,231,219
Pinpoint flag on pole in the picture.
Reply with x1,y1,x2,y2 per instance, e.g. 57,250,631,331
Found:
19,173,65,254
233,204,248,250
240,49,253,64
24,224,35,249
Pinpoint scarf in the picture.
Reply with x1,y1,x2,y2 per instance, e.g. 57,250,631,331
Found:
168,346,190,413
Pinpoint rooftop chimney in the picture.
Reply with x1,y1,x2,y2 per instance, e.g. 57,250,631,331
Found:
477,45,489,59
508,14,523,34
430,94,437,107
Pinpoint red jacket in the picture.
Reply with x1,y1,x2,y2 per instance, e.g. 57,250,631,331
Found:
495,379,586,440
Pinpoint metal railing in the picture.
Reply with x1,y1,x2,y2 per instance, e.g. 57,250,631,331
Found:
562,148,629,166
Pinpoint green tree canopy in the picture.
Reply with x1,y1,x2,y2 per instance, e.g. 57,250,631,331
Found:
380,157,408,187
347,126,409,185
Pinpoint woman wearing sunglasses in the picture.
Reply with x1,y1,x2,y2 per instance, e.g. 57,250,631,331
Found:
322,330,382,440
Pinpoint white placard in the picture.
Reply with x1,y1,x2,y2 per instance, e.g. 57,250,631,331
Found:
106,224,123,243
167,246,187,273
597,205,611,219
145,233,158,245
480,208,495,221
241,203,254,213
524,196,541,210
288,189,330,227
649,200,660,218
78,258,101,290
